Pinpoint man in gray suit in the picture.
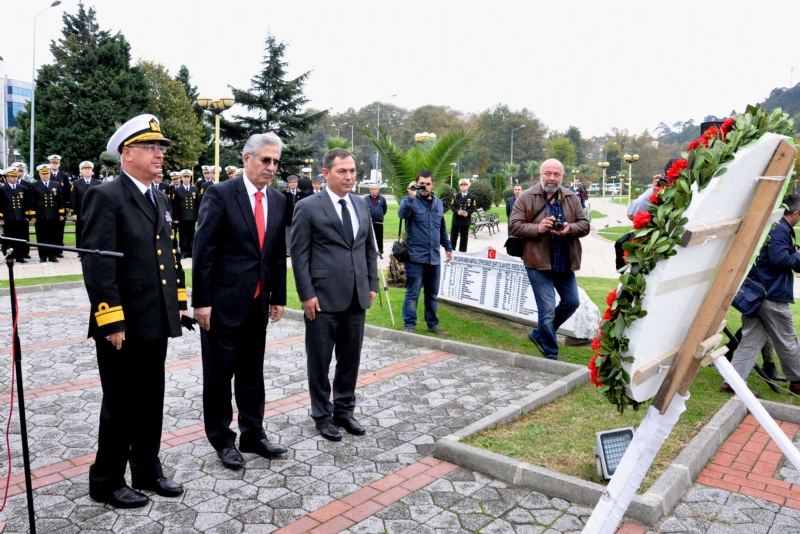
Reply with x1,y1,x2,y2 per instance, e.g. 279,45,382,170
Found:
291,148,378,441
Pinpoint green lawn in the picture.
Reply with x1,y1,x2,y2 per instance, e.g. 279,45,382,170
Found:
596,225,633,241
590,210,607,219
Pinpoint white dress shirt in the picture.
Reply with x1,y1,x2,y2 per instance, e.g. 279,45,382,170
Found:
243,173,268,228
325,186,359,239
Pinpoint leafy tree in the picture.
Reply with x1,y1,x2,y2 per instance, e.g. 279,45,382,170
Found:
547,137,577,169
492,173,506,206
175,64,214,166
223,33,326,174
139,61,205,170
98,151,119,177
503,162,519,188
503,188,514,200
565,126,585,164
15,2,150,172
439,183,457,213
474,147,491,176
469,179,494,211
472,104,546,164
365,128,473,198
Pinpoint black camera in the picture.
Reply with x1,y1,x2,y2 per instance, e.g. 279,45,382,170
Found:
552,214,565,232
408,184,426,191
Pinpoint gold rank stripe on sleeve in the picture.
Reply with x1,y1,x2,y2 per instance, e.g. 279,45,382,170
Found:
177,288,187,302
94,303,124,326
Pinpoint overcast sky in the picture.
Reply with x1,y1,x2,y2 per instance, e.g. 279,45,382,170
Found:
3,0,799,138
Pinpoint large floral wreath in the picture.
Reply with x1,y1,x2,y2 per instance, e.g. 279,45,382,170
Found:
590,105,795,412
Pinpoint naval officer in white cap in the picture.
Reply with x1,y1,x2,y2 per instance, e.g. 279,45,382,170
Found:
80,114,188,508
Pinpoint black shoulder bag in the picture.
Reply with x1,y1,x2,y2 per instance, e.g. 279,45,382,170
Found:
392,219,411,263
504,194,552,257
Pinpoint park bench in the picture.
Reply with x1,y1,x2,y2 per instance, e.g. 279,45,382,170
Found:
474,208,500,232
469,211,495,237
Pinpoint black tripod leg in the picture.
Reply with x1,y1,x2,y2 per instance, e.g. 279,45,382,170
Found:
8,261,37,533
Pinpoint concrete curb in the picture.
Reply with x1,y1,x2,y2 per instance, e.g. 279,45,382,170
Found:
0,280,85,296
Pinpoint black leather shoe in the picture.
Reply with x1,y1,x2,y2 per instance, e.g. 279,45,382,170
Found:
316,420,342,441
763,363,787,382
333,416,366,436
16,259,27,263
90,485,148,508
49,257,59,263
133,477,184,497
240,438,287,459
217,446,245,469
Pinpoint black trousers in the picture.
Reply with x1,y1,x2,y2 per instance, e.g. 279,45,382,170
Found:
2,221,29,259
201,295,268,450
35,219,60,260
57,216,66,252
178,220,196,257
372,222,384,255
305,291,365,423
90,337,168,494
450,225,469,253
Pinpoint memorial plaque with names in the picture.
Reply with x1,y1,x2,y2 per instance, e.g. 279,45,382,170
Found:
439,248,599,339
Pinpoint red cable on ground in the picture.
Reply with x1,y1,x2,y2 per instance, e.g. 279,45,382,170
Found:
0,289,19,512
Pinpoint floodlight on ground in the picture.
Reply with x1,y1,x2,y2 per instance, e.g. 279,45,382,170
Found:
594,427,634,479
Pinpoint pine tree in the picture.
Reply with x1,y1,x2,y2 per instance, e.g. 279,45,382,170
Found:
15,2,149,174
222,33,326,173
175,64,214,167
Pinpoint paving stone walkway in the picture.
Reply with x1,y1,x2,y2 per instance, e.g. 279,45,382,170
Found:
0,287,798,532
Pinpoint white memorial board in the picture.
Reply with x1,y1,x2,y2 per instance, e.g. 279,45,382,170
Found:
439,248,600,339
624,133,791,402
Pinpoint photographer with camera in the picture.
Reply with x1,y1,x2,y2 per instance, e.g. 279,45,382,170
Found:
398,170,453,336
509,159,590,360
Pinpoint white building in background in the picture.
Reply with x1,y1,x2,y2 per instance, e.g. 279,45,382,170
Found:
0,57,33,167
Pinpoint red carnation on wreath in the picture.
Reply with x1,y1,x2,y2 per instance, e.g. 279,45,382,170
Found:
589,354,603,387
650,184,665,203
602,307,613,320
687,139,703,152
592,336,602,351
622,250,630,263
702,125,719,140
666,159,688,180
632,211,652,229
721,118,734,135
606,289,618,307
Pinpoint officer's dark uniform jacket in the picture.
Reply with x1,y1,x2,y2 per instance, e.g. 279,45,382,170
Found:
197,179,215,211
172,185,198,221
51,169,71,211
70,178,103,219
450,192,476,226
81,172,187,340
154,182,171,194
0,183,32,222
31,180,65,219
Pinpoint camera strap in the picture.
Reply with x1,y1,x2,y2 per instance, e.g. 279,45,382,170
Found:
532,192,557,222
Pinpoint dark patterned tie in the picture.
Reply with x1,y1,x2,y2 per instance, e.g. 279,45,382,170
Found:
339,199,354,246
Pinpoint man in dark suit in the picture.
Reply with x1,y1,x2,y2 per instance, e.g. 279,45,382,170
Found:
0,167,32,262
450,178,476,252
49,155,70,256
172,169,198,258
291,148,378,442
193,133,288,469
81,114,187,508
70,161,103,250
31,164,65,262
363,184,388,255
151,172,171,194
283,174,304,256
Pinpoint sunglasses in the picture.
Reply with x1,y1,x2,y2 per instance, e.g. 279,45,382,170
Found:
259,157,281,167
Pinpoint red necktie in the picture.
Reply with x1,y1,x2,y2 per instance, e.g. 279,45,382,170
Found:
254,191,265,298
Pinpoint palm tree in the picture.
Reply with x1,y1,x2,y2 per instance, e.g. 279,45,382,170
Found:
3,126,22,167
526,159,541,179
325,136,351,150
504,162,519,188
365,128,473,198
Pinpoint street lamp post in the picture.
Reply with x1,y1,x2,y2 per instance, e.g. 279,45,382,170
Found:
450,162,457,187
623,153,640,205
375,94,396,178
572,168,580,189
29,0,62,178
196,92,236,181
618,172,626,202
510,125,525,165
333,123,342,138
598,161,610,213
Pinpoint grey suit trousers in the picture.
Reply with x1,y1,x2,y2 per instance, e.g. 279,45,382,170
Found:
731,299,800,383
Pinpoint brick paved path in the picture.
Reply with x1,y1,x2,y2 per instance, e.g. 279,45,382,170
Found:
0,288,799,532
